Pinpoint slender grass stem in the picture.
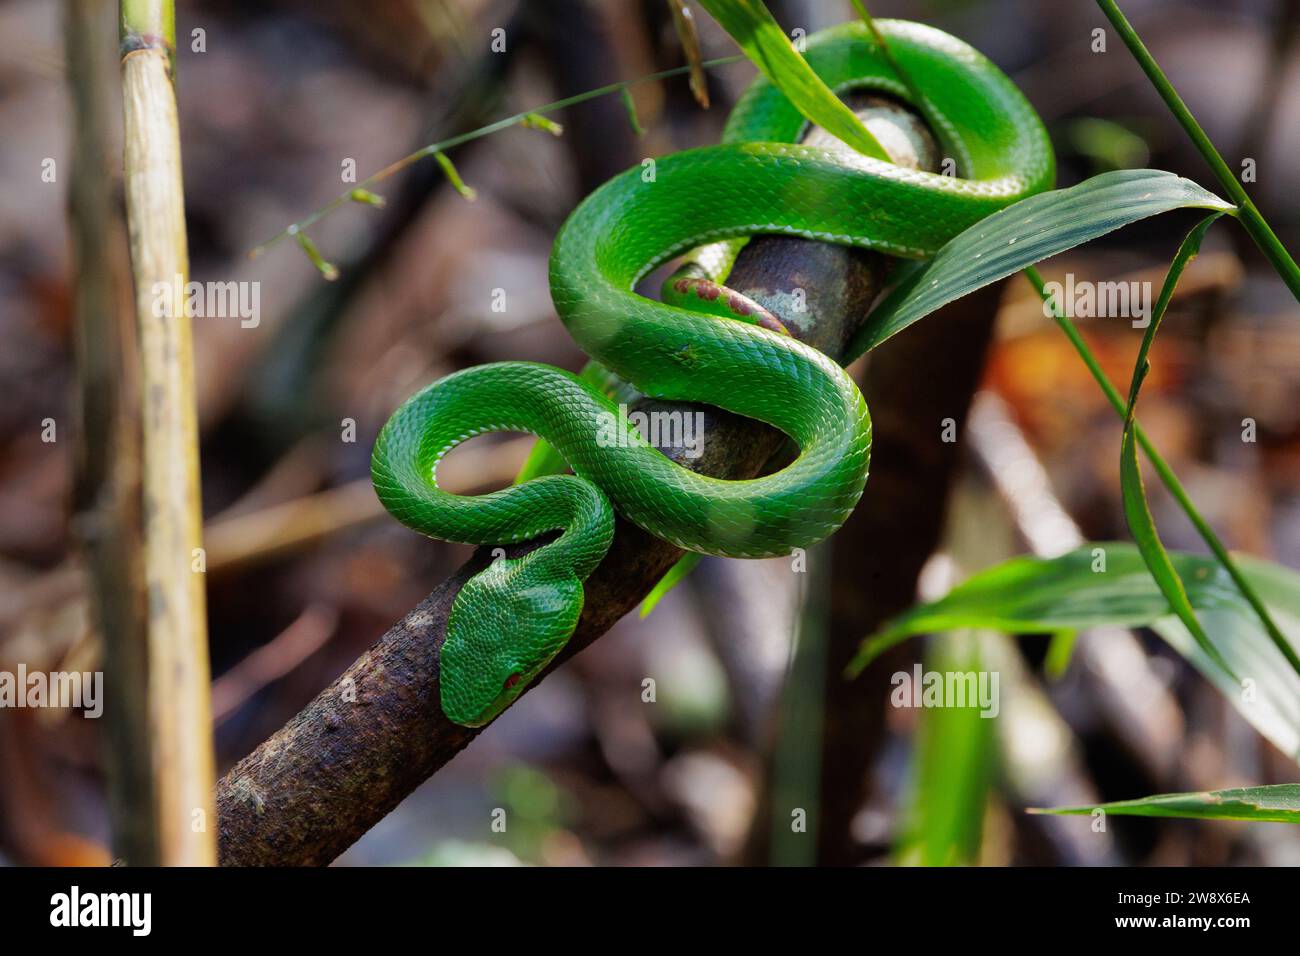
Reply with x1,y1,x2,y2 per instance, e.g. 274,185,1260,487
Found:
848,2,933,121
1097,0,1300,300
1119,214,1237,678
1024,267,1300,678
249,54,746,259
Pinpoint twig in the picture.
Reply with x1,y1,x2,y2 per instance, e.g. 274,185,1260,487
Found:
248,54,746,262
120,0,216,865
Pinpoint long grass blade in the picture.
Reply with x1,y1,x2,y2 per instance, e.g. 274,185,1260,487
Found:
1031,784,1300,823
895,633,995,865
640,552,704,618
847,169,1232,360
696,0,889,159
847,544,1300,761
1119,214,1234,678
1027,268,1300,679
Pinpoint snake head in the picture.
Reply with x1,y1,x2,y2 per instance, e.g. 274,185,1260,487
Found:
439,555,585,727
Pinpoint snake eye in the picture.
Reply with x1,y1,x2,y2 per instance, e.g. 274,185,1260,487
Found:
503,673,522,691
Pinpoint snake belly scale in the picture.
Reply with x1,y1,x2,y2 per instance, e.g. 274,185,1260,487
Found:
370,20,1054,726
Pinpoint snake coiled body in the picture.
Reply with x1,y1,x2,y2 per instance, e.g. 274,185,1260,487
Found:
371,20,1054,725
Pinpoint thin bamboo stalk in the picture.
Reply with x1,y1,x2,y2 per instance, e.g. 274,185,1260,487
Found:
65,0,157,866
119,0,216,865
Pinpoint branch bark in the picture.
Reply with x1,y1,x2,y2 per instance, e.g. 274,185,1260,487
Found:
216,96,931,866
814,278,1004,865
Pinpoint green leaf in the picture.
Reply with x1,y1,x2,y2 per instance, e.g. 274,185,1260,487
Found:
521,112,564,137
845,1,946,146
435,151,476,201
348,188,387,208
640,552,704,618
1065,117,1150,172
1031,784,1300,823
848,544,1300,761
619,86,645,137
1029,263,1300,685
513,438,567,484
1043,630,1077,679
1120,214,1233,678
895,634,995,865
292,229,338,281
695,0,889,160
846,169,1234,361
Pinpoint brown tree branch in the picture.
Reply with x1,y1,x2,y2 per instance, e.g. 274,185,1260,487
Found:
216,96,931,866
814,278,1004,865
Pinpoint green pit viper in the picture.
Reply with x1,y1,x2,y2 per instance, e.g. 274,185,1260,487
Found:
371,20,1054,726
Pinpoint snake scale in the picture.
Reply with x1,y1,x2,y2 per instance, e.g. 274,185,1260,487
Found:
371,20,1054,726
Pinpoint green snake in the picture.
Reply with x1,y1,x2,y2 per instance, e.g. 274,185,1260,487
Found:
371,20,1054,726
